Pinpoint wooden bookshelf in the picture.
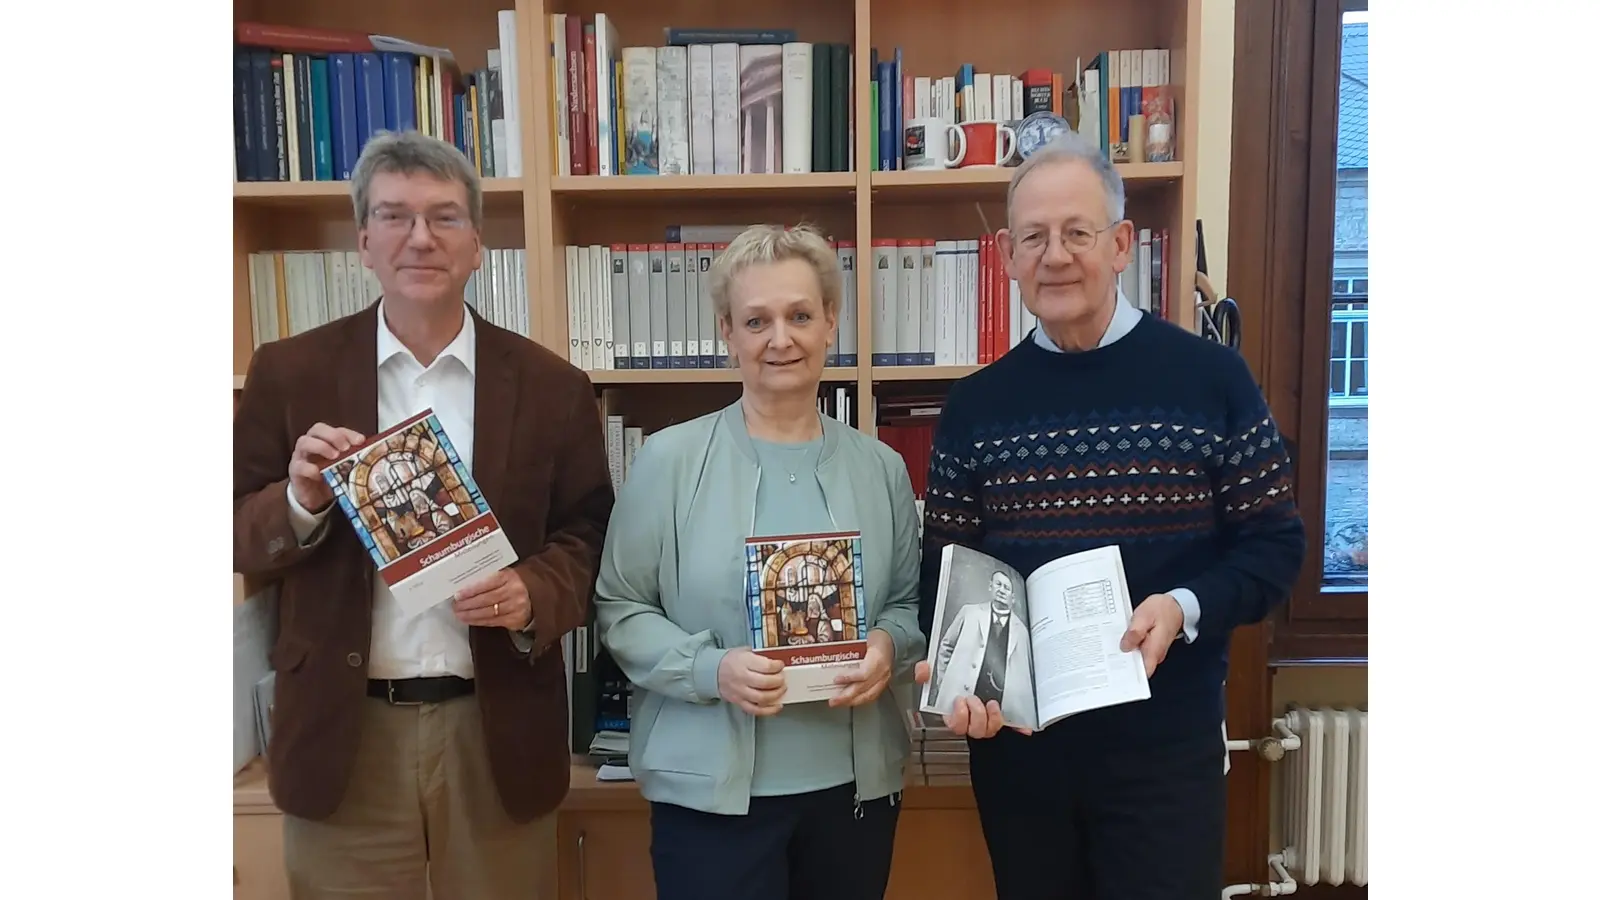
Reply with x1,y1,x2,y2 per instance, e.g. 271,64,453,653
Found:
552,171,857,201
588,365,860,385
870,160,1184,201
234,177,524,202
874,364,981,382
232,1,1202,896
233,0,1203,413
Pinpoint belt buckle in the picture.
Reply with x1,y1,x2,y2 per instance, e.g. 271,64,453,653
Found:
385,680,425,706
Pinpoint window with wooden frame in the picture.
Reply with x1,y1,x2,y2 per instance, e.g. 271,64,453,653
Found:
1230,0,1368,663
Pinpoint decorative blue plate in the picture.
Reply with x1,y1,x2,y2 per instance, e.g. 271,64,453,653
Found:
1016,111,1073,160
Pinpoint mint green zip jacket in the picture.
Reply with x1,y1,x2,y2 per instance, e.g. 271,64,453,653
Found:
592,399,926,815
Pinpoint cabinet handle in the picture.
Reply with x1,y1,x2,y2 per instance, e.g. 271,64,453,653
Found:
576,830,587,900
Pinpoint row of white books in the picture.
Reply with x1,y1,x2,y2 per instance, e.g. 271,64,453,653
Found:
242,226,1164,372
598,388,854,491
559,222,1170,373
245,248,530,346
246,250,382,346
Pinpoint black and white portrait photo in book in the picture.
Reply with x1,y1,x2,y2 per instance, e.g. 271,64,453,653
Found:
923,546,1037,727
920,543,1153,733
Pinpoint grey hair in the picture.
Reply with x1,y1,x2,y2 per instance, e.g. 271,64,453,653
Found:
350,130,483,229
1006,130,1125,226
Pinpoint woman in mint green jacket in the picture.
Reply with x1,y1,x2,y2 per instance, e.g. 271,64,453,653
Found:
592,223,927,900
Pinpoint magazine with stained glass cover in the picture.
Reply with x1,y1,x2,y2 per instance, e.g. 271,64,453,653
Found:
742,530,869,704
320,408,518,617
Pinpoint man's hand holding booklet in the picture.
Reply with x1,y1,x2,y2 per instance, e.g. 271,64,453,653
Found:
914,544,1152,738
318,408,518,618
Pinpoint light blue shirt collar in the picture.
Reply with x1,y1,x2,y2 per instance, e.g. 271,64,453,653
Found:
1032,287,1142,353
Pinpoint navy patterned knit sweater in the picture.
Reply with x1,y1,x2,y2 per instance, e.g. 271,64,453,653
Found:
918,314,1306,745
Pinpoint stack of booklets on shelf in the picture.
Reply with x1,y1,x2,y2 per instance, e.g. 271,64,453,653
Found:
565,612,637,781
905,705,972,786
588,667,634,781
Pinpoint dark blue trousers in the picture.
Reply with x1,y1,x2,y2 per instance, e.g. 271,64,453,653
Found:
968,728,1228,900
649,782,901,900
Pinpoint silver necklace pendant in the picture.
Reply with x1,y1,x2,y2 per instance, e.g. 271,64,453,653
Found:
788,473,797,483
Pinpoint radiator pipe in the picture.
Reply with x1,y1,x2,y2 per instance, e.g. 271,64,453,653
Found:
1225,716,1303,761
1220,853,1298,898
1220,720,1305,896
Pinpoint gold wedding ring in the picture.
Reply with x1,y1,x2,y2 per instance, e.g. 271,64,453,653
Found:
494,602,500,616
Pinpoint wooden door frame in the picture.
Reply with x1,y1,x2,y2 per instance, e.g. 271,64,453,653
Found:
1222,0,1344,888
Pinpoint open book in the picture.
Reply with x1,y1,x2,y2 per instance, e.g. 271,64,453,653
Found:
320,408,517,618
744,530,868,704
920,544,1150,731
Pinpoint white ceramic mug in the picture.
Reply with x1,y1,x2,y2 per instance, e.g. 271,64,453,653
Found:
904,117,966,170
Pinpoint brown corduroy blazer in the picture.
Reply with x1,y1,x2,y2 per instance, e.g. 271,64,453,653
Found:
232,303,612,823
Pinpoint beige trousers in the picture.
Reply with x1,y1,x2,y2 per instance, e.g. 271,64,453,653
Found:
282,694,553,900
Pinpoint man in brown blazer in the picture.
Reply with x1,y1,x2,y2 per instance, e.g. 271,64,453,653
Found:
232,131,613,900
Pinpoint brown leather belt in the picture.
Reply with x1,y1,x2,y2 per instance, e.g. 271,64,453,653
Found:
367,676,475,706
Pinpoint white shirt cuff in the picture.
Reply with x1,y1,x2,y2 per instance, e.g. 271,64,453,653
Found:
1170,588,1201,643
285,482,333,546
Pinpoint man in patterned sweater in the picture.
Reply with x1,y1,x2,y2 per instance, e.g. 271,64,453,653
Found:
912,133,1306,900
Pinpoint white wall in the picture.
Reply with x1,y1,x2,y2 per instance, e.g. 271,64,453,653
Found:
1196,0,1236,295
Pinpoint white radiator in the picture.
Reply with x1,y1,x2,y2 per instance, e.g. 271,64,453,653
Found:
1278,706,1368,887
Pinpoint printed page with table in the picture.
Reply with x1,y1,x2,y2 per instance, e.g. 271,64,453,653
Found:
921,543,1151,731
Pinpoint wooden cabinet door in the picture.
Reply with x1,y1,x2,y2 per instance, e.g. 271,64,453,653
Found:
233,812,289,900
885,809,996,900
556,811,656,900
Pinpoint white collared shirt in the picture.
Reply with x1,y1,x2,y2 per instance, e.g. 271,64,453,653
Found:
286,300,479,679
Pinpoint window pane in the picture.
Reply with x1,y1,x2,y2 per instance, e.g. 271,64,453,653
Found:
1330,320,1348,359
1323,6,1368,589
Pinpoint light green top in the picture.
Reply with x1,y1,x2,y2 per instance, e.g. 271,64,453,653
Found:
747,436,855,796
591,400,927,816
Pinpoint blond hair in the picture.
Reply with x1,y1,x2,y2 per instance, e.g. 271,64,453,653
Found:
707,223,842,323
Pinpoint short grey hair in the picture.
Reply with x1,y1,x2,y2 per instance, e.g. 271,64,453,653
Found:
350,130,483,229
707,223,842,323
1006,130,1125,226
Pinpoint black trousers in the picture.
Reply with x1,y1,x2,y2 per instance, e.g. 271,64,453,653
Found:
968,728,1227,900
650,782,901,900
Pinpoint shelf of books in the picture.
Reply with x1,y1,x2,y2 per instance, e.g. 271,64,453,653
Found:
232,0,1200,849
234,177,525,203
231,0,542,387
233,0,1200,390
